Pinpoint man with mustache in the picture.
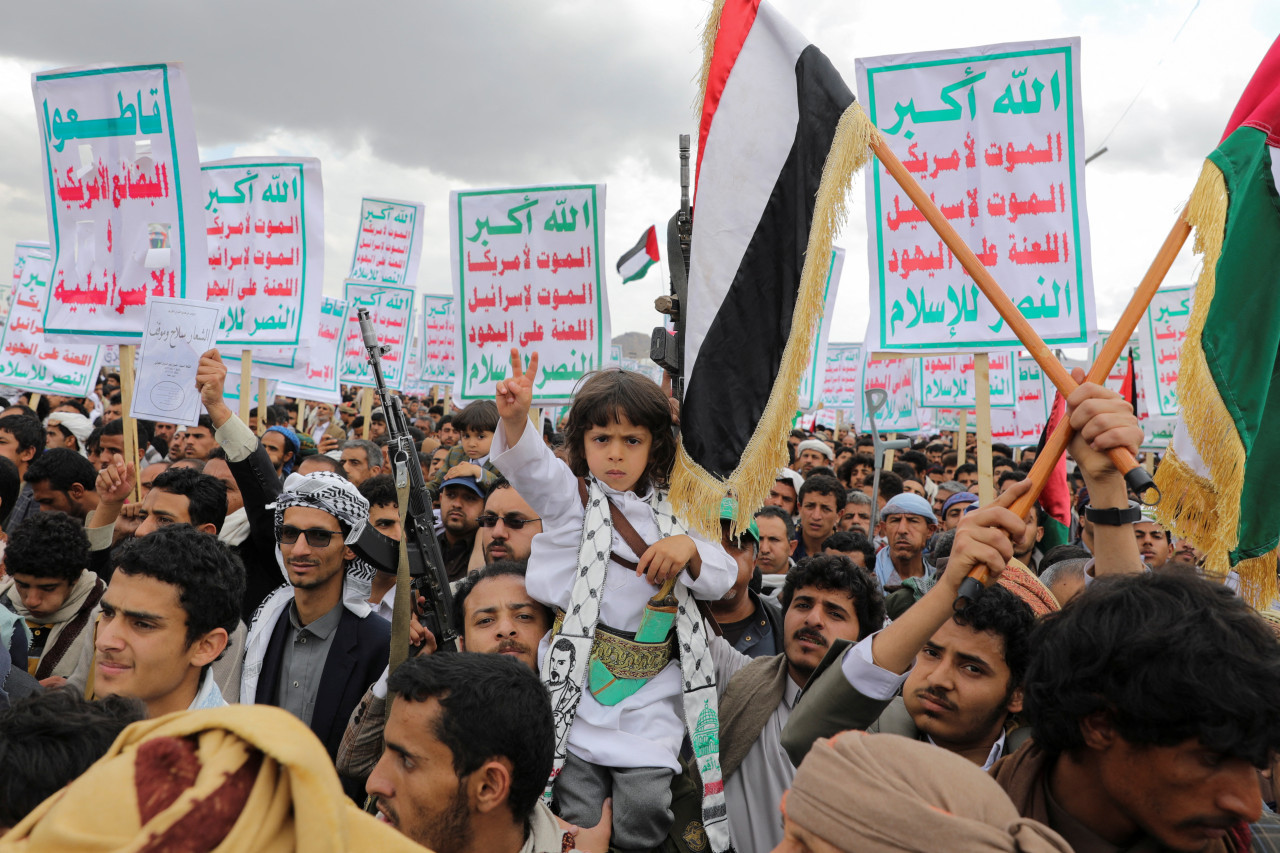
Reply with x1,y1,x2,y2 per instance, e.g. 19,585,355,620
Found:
871,492,939,592
708,554,884,853
479,481,543,565
439,476,487,582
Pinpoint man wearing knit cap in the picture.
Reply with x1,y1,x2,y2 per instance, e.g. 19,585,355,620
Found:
794,439,834,477
941,491,979,531
261,424,300,478
872,492,938,591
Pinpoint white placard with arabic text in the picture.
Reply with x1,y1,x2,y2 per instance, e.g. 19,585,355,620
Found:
341,283,414,389
420,294,457,385
916,352,1017,408
348,197,424,288
132,297,220,425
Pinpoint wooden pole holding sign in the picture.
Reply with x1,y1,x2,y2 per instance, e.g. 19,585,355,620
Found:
870,137,1152,493
297,399,307,434
957,409,968,466
257,378,269,436
361,387,374,440
27,393,40,412
883,435,897,470
239,349,252,426
118,345,142,504
975,354,994,505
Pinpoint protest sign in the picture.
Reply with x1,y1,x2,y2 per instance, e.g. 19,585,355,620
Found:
916,352,1017,408
275,298,346,405
419,294,457,385
0,242,103,395
132,297,220,425
340,283,414,389
857,38,1096,352
819,343,865,415
862,353,919,432
797,248,846,409
349,197,424,288
33,63,205,343
449,184,609,403
1137,286,1191,420
200,157,323,346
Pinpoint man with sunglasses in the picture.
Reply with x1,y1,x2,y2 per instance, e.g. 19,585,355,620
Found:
239,469,391,803
480,480,542,565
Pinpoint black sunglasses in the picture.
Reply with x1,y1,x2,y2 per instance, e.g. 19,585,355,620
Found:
477,513,542,530
277,525,340,547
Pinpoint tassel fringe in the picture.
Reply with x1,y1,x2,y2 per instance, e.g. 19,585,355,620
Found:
1152,158,1277,606
672,102,880,538
694,0,726,122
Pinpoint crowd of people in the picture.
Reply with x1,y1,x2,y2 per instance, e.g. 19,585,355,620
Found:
0,350,1277,853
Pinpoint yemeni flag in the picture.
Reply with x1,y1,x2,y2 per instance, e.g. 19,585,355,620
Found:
1154,35,1280,606
671,0,876,536
1036,391,1071,551
616,225,660,283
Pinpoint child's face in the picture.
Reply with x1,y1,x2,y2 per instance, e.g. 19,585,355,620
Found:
461,428,493,460
584,415,652,493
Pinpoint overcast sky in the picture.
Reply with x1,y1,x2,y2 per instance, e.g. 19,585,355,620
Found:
0,0,1276,348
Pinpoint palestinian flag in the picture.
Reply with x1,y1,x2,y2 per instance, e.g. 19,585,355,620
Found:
1036,391,1071,551
616,225,660,283
1154,35,1280,606
671,0,876,536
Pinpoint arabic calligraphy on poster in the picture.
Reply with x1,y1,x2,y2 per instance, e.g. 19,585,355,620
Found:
797,248,846,409
201,157,322,346
34,63,205,343
1137,286,1190,420
862,354,918,432
349,197,423,288
276,297,347,405
857,38,1096,352
1089,331,1170,448
420,295,457,385
819,343,865,415
0,242,103,395
402,341,436,398
450,184,608,403
916,352,1017,408
341,283,413,389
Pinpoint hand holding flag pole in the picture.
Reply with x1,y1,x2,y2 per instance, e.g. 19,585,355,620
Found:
866,135,1164,606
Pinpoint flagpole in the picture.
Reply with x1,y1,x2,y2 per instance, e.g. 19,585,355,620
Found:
975,354,994,504
1006,213,1191,521
869,137,1155,498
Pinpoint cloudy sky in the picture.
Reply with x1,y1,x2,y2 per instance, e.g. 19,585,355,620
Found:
0,0,1276,348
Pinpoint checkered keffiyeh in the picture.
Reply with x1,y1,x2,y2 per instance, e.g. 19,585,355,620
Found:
273,472,369,544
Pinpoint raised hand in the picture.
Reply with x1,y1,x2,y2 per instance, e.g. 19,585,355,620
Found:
944,479,1031,592
195,349,234,427
495,348,539,447
96,454,135,507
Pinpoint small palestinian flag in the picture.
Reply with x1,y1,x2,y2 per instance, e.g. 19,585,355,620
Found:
616,225,659,283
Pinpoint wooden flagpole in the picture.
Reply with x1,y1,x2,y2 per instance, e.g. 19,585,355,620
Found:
975,354,994,505
118,345,141,504
257,378,269,436
870,137,1152,493
361,387,374,440
238,349,252,426
956,409,968,466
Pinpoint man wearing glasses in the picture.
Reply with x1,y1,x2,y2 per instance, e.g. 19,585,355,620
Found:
479,479,543,565
239,471,391,803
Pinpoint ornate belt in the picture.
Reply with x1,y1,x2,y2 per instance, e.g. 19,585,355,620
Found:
553,609,676,681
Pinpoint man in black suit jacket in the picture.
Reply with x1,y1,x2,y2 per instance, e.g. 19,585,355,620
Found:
195,350,390,802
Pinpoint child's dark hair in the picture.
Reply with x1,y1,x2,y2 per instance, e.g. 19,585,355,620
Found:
564,370,676,488
454,400,498,434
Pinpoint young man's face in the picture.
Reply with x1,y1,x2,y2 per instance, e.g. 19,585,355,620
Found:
95,570,224,718
135,489,195,538
45,425,76,451
903,619,1021,754
261,431,293,472
30,479,79,517
104,402,122,423
480,488,541,564
369,418,387,440
1089,734,1263,851
754,515,795,575
0,429,33,470
943,501,972,531
367,697,474,850
461,574,549,671
437,422,459,447
440,485,484,539
1134,522,1173,569
11,574,72,619
278,506,350,592
957,470,978,491
798,491,838,544
428,447,449,477
152,422,176,443
902,479,926,498
766,481,797,515
782,584,861,682
460,428,493,461
369,501,402,541
184,427,217,460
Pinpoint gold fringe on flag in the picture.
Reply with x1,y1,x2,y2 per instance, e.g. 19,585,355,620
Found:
694,0,726,121
1152,158,1276,605
670,100,880,538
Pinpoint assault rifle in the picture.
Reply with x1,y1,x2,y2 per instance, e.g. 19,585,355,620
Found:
651,133,692,401
349,308,458,659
